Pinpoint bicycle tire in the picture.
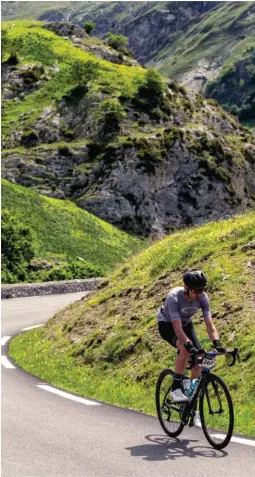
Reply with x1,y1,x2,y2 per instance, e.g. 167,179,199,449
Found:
156,369,185,438
199,373,234,450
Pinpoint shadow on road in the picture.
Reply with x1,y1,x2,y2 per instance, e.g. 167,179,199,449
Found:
126,434,228,461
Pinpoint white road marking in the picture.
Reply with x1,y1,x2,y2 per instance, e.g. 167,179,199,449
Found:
22,324,43,331
1,336,11,345
1,356,16,369
210,434,255,447
36,385,101,406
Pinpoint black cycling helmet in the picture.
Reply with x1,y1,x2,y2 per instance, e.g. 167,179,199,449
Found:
183,269,207,289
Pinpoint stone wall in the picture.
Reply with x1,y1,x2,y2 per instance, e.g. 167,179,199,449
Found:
1,278,101,299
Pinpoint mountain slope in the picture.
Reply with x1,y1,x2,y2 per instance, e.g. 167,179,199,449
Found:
1,179,145,280
2,21,255,237
153,1,255,124
9,210,255,436
2,1,254,123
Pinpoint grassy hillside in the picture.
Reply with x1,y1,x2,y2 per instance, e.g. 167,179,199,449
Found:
1,20,145,142
1,179,145,277
10,211,255,436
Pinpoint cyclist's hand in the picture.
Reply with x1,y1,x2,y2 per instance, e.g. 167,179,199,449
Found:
213,339,226,354
184,341,198,355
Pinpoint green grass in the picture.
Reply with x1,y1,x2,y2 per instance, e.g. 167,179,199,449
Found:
1,21,145,140
10,211,255,436
1,179,145,271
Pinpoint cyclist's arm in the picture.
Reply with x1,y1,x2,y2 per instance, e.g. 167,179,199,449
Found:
200,293,219,342
166,295,191,346
205,315,219,342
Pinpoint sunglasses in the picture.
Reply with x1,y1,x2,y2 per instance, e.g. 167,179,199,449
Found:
190,287,206,294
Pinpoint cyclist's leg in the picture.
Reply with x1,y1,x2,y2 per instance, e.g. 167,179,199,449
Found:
158,320,177,348
175,340,190,375
184,321,201,379
158,321,188,374
158,322,190,376
158,322,188,399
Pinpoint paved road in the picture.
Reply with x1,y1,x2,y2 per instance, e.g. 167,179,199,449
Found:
2,294,255,477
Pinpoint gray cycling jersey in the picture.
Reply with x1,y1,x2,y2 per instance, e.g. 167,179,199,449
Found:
156,287,211,326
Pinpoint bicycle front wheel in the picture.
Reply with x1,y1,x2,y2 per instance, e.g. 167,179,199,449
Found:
156,369,185,438
200,373,234,449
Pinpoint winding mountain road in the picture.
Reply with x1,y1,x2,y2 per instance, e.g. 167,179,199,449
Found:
2,293,255,477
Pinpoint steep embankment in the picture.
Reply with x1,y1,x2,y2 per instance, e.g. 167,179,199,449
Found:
10,211,255,436
2,21,255,236
1,179,145,280
153,1,255,124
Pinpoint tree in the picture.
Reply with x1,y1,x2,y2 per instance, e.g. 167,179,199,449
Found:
84,21,95,35
1,210,35,283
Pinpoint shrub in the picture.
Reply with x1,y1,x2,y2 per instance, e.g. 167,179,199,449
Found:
107,33,128,51
132,68,168,118
46,261,105,281
84,21,96,35
1,210,35,283
71,59,99,85
67,260,105,278
46,268,72,281
96,99,126,138
138,68,165,104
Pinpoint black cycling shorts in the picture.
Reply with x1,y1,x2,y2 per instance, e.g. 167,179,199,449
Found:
158,320,201,349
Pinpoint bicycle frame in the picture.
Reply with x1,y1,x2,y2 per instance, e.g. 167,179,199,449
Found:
181,369,211,426
180,347,239,426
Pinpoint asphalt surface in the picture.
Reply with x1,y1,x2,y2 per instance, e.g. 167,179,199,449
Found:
1,293,255,477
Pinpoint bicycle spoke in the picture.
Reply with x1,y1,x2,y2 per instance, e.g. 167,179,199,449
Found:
200,374,234,449
156,369,185,438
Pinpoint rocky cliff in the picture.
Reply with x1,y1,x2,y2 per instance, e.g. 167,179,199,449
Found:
2,21,255,237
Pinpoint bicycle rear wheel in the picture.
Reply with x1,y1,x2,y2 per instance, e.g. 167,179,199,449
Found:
156,369,185,438
200,373,234,449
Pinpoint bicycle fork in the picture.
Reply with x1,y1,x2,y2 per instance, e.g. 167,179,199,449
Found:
181,379,203,426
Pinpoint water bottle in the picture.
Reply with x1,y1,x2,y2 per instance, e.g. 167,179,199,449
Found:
188,378,199,398
182,377,191,396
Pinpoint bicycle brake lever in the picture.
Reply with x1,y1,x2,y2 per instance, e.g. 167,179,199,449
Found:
234,347,241,363
227,347,239,367
186,352,197,370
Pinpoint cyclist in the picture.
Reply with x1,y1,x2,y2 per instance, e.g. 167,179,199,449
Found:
156,270,225,405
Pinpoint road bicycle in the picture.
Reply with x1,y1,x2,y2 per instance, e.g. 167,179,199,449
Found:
156,347,240,450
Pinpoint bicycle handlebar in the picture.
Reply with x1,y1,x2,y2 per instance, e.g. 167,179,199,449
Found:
225,347,240,367
186,346,240,370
